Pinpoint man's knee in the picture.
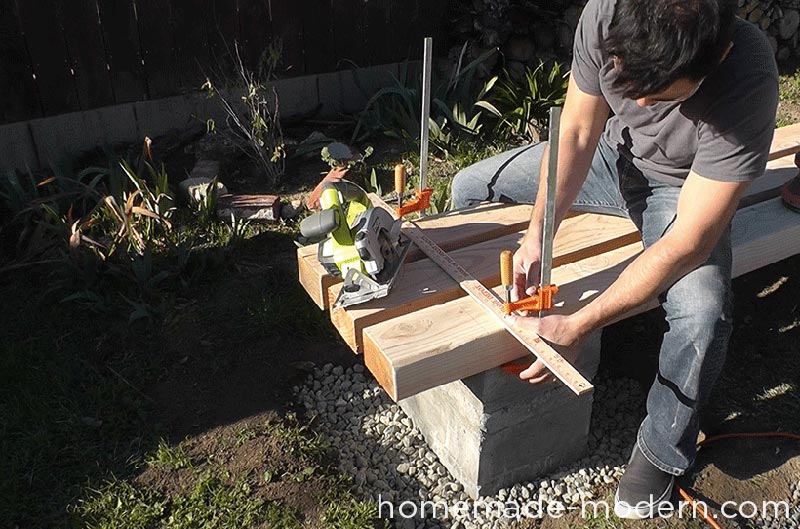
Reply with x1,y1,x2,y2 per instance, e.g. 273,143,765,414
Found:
451,167,482,209
663,266,732,342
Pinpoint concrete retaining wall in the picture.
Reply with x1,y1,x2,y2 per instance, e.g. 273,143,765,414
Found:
0,63,402,175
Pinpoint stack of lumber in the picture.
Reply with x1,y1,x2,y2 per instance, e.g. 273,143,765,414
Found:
297,124,800,402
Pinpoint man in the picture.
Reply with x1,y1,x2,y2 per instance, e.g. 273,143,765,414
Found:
451,0,778,519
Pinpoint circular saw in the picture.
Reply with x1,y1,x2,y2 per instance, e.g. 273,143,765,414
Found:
299,180,411,309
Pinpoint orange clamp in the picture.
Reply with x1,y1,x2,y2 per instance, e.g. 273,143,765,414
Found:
502,284,559,315
396,188,433,217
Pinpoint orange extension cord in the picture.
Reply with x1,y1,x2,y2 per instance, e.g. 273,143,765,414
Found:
675,432,800,529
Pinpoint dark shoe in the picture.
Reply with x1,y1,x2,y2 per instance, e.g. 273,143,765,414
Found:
614,445,675,519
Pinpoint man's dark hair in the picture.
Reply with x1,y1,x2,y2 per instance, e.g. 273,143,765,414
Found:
603,0,737,99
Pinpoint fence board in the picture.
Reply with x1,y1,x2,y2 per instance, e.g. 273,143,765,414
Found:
97,0,148,103
60,0,114,110
364,0,393,66
300,0,334,75
388,0,414,62
172,0,211,89
0,0,448,124
205,0,238,78
237,0,272,76
269,0,305,77
137,0,181,98
332,0,367,68
17,0,78,116
0,1,41,122
418,0,448,45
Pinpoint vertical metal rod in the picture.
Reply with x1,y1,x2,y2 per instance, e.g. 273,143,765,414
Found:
418,37,433,218
539,106,561,292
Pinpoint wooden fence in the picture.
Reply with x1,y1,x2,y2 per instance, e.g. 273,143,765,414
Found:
0,0,448,125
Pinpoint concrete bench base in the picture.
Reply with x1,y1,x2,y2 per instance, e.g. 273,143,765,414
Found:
397,330,603,498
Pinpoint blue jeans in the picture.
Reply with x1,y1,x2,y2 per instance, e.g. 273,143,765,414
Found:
452,138,733,476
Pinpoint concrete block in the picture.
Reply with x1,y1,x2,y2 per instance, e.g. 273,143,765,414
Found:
0,121,39,174
318,63,399,117
398,329,603,499
134,95,203,140
85,103,140,146
28,104,140,168
274,75,319,118
317,71,347,116
0,61,408,175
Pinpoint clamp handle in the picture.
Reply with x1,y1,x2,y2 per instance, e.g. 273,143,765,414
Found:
394,162,433,217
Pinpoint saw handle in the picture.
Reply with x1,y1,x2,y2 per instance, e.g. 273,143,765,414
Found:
300,209,339,240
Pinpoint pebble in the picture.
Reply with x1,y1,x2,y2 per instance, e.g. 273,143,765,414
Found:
294,368,797,528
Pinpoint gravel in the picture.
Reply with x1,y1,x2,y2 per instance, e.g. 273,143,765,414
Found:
293,364,800,528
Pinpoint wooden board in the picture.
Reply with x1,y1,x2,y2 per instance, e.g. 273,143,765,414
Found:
366,196,800,401
96,0,148,103
17,0,78,116
171,0,211,90
237,0,271,76
60,0,114,110
394,218,594,395
269,0,305,76
313,156,796,337
332,0,367,67
363,0,393,66
768,123,800,161
300,0,335,75
137,0,181,99
298,202,537,310
357,157,798,400
0,0,41,122
298,128,800,310
205,0,239,78
331,213,640,353
297,126,800,399
364,242,644,401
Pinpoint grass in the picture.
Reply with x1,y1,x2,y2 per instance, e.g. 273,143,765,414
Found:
146,439,194,470
76,473,302,529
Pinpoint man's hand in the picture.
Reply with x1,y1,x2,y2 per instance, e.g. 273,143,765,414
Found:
506,313,585,384
512,235,542,303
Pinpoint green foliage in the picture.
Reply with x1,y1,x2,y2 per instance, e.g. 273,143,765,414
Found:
145,439,194,470
266,412,328,462
321,497,388,529
75,474,301,529
321,143,374,170
203,43,286,186
353,43,499,154
0,143,257,322
488,61,569,142
319,476,390,529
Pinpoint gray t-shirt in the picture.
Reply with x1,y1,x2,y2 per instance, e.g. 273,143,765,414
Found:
572,0,779,185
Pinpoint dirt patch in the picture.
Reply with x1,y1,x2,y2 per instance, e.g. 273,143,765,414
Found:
135,413,335,527
687,436,800,513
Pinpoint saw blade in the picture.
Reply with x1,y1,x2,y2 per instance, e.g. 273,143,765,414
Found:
333,233,412,309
